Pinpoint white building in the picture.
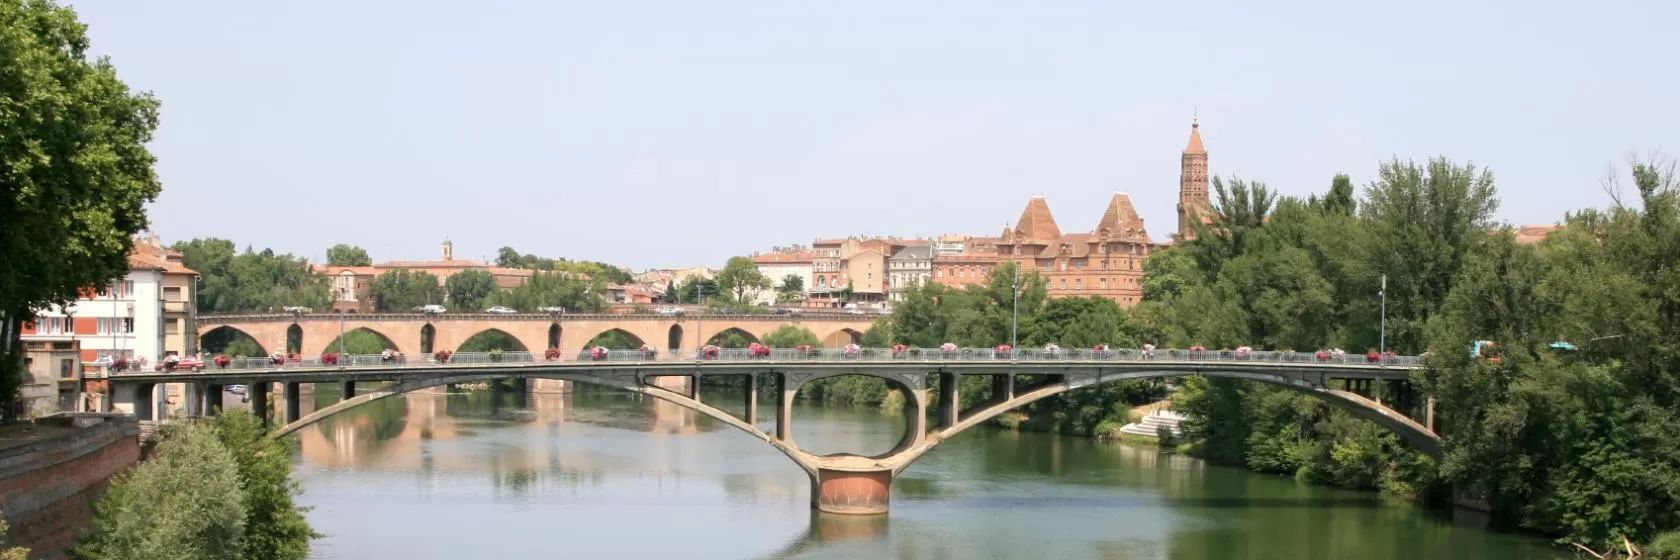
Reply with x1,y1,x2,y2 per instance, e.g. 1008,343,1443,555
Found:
750,250,814,306
22,236,198,417
887,245,933,301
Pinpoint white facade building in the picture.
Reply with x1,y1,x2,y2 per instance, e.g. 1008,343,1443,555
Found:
750,251,813,306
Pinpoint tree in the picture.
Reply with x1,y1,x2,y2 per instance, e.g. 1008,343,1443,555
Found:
1,0,164,403
485,271,605,313
370,269,442,312
324,244,371,267
74,422,247,560
716,257,771,303
172,239,331,313
212,412,319,560
762,326,821,347
676,276,719,304
444,269,497,311
776,274,805,303
0,519,27,560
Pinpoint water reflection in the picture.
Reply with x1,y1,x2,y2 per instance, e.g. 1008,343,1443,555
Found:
291,387,1565,560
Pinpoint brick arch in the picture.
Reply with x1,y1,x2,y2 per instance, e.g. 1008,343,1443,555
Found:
454,328,534,352
317,327,403,355
704,327,761,348
666,324,684,351
199,325,269,357
579,328,647,349
821,327,864,347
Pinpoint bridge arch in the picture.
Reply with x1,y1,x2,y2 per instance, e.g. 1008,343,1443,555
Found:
199,325,268,358
667,324,684,351
705,327,760,348
916,369,1440,468
456,328,531,352
821,328,863,347
319,327,402,355
419,324,436,354
582,328,645,349
286,324,303,354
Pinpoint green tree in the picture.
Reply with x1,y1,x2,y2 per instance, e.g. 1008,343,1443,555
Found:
370,269,443,312
0,519,27,560
776,274,805,303
212,412,319,560
324,244,372,267
319,329,395,355
444,269,498,311
74,422,247,560
486,271,605,313
676,276,719,304
172,239,331,313
1,0,164,403
762,326,821,347
716,257,771,303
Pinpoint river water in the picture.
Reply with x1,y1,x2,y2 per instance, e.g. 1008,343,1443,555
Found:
288,387,1563,559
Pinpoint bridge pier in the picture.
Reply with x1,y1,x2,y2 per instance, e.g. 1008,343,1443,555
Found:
250,383,270,429
935,372,959,429
992,374,1014,401
284,383,302,424
812,468,894,515
775,374,794,443
744,375,759,426
340,381,356,401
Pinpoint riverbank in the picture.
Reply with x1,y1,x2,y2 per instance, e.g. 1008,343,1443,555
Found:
0,414,139,559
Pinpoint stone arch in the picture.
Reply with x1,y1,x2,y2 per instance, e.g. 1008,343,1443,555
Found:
821,328,863,347
321,327,402,355
199,325,268,357
789,373,920,459
271,372,818,475
920,369,1440,468
455,328,531,352
705,327,760,348
547,324,561,350
420,324,436,354
582,328,645,349
286,324,303,354
667,324,684,351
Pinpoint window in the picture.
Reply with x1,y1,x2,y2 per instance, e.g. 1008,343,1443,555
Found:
1100,278,1108,289
59,359,75,379
163,286,182,301
1075,279,1083,290
96,318,134,334
1074,259,1085,270
1058,260,1068,272
165,319,180,335
34,317,68,335
1058,279,1067,290
1101,259,1109,270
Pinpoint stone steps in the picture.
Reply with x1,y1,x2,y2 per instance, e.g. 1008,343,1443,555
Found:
1119,410,1186,438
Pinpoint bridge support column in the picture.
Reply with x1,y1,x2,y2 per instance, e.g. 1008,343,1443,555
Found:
936,373,959,429
340,381,356,401
1425,397,1436,433
200,383,223,416
743,375,759,426
250,383,270,429
992,374,1014,401
812,468,893,515
775,374,794,443
284,382,301,424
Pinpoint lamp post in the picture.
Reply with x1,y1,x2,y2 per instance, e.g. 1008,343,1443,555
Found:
1010,263,1020,350
1379,274,1388,356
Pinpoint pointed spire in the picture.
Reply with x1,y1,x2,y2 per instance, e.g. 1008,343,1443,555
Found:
1184,115,1205,155
1094,192,1147,238
1012,195,1062,244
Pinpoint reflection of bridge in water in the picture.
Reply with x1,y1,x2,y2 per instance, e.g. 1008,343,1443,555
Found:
293,390,704,472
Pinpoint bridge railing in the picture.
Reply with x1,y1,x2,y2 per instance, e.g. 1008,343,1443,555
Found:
149,348,1421,375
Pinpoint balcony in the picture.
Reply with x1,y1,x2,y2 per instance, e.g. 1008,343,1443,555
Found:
162,300,190,314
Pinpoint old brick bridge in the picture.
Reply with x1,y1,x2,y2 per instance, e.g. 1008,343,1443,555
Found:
196,311,879,357
107,346,1435,515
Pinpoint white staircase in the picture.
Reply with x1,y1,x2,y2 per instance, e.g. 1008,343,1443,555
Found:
1120,410,1187,439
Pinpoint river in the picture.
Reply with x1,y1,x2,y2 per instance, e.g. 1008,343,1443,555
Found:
286,386,1564,559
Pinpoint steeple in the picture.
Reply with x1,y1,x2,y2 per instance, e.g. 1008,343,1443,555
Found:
1010,195,1062,244
1177,115,1211,239
441,239,454,261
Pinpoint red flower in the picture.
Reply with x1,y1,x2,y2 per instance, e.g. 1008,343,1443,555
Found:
544,348,562,360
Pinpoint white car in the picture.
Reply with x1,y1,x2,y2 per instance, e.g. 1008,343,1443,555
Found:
537,306,566,315
656,307,685,316
485,306,517,315
413,304,446,315
282,306,312,314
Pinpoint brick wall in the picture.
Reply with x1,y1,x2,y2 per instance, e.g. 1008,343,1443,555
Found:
0,415,139,559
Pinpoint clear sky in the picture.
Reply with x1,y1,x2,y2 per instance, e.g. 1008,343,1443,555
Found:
69,0,1677,271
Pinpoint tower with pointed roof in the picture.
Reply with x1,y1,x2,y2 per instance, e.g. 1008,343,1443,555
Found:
1176,116,1210,239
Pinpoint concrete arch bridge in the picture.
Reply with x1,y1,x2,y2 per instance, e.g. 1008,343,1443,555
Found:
107,348,1435,515
196,312,876,357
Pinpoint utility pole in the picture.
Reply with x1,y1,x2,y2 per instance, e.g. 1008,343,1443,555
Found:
1379,274,1388,357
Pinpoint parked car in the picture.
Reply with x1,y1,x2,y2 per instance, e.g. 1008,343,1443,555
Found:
413,304,446,315
485,306,517,315
656,306,685,316
282,306,312,314
537,306,566,315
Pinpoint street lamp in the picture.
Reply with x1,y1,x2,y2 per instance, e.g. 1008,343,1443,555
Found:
1378,274,1388,356
1010,263,1020,350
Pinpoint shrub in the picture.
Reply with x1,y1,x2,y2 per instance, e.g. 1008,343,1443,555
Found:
74,422,247,560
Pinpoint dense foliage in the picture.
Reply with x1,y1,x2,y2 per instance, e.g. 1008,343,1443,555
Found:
370,269,443,312
0,0,165,405
494,246,634,284
74,413,318,559
324,244,372,267
173,239,332,313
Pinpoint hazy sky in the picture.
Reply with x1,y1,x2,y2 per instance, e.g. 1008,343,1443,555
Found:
70,1,1676,271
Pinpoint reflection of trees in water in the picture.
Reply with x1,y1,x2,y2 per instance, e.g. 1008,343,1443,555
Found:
445,388,532,422
756,512,890,560
316,394,410,446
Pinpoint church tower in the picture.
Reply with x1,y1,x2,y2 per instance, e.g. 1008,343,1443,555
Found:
1176,116,1210,239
